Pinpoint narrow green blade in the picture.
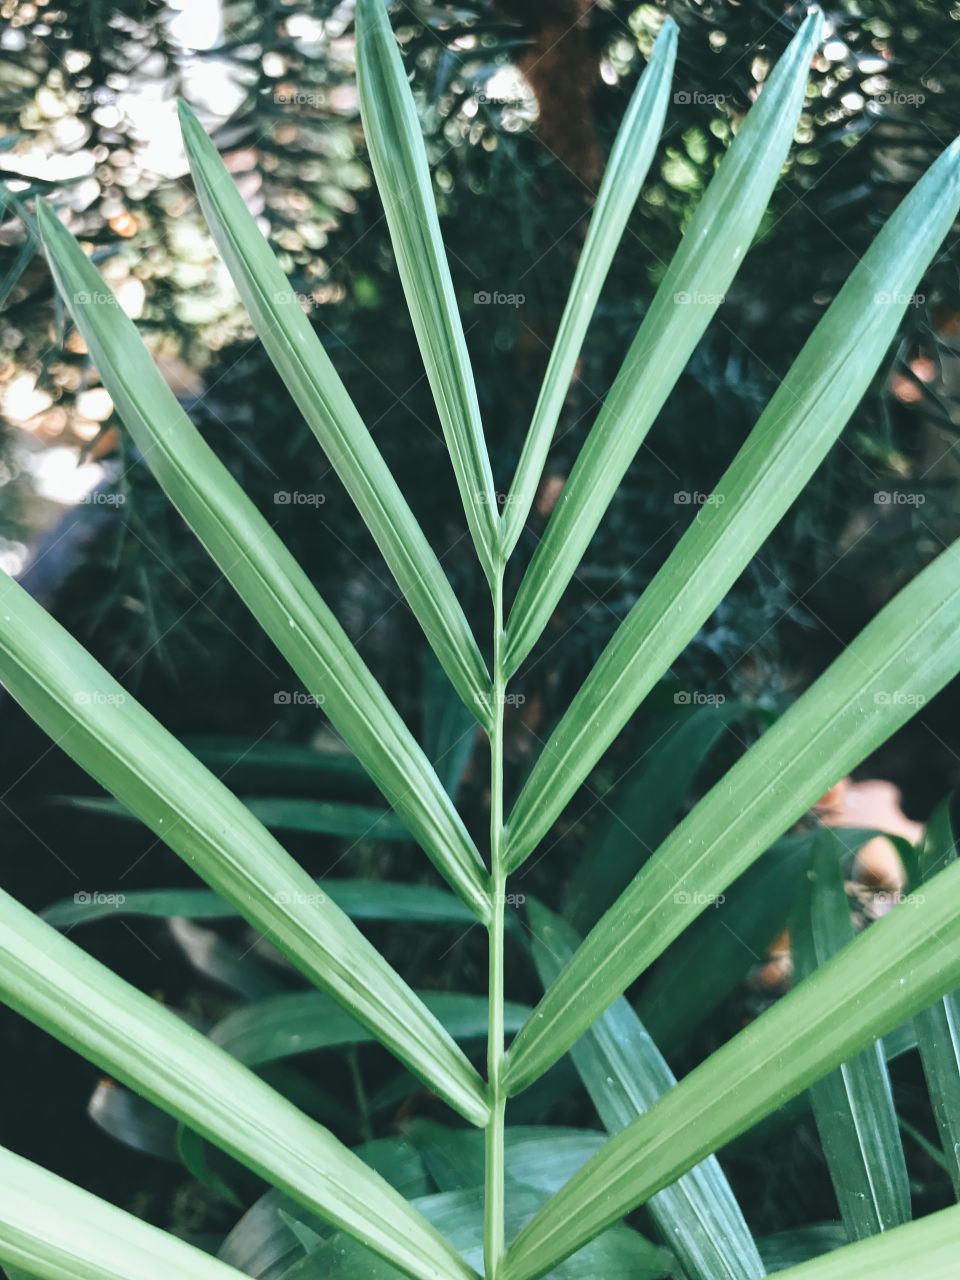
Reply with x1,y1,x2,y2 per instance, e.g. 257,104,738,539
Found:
501,19,677,557
503,535,960,1097
528,899,764,1280
36,198,489,919
353,0,499,581
751,1206,960,1280
0,1143,245,1280
501,850,960,1280
914,799,960,1198
0,892,478,1280
793,830,910,1238
565,702,748,930
42,878,479,929
209,990,531,1068
177,102,490,720
59,793,410,842
0,573,488,1126
504,11,822,671
505,132,960,869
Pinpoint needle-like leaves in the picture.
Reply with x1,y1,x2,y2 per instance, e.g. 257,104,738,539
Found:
793,830,910,1238
527,900,764,1280
913,800,960,1198
501,851,960,1280
177,102,490,721
505,132,960,870
501,19,678,557
504,11,822,672
0,891,478,1280
503,535,960,1096
0,571,488,1125
353,0,499,581
0,1143,246,1280
35,198,489,917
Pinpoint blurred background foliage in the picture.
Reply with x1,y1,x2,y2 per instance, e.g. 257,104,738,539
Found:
2,0,960,1258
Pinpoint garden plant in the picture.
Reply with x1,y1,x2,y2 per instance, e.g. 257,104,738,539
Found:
5,3,960,1278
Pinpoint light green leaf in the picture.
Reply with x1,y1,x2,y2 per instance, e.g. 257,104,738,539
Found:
35,197,489,920
501,18,678,557
762,1205,960,1279
0,1143,245,1280
527,899,763,1280
504,132,960,869
353,0,499,581
913,799,960,1198
177,101,490,720
793,830,910,1239
209,991,531,1067
503,535,960,1097
0,896,476,1280
503,11,822,673
0,575,488,1125
42,878,480,930
500,849,960,1280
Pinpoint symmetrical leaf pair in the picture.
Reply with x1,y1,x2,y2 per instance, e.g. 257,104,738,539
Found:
3,4,960,1280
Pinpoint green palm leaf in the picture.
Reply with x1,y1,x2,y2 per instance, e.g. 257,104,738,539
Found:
504,11,822,672
354,0,499,581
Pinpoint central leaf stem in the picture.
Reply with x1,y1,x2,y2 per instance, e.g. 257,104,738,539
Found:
484,562,507,1279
